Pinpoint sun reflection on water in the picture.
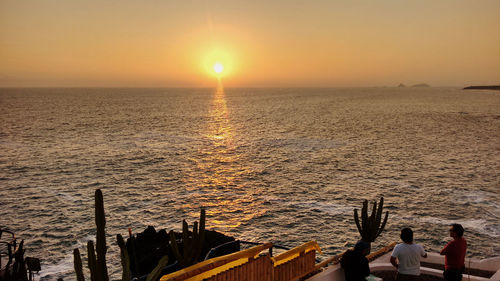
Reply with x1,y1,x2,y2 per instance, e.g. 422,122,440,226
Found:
206,80,234,145
188,80,267,231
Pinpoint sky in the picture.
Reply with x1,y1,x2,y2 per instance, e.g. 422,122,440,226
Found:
1,0,499,87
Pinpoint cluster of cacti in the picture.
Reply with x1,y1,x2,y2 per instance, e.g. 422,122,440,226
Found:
169,209,206,268
12,240,28,281
74,189,169,281
73,189,109,281
353,197,389,243
124,232,141,276
0,229,41,281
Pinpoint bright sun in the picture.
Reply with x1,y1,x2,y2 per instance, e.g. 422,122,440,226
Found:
213,62,224,74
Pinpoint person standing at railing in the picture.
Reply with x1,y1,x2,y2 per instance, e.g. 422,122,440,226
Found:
440,224,467,281
390,228,427,281
340,241,370,281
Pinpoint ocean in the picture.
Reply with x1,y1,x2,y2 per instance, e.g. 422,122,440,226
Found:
0,87,498,280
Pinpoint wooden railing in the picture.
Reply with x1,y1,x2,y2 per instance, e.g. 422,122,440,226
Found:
366,242,396,262
160,241,321,281
204,254,273,281
273,250,316,281
160,243,272,281
311,241,397,272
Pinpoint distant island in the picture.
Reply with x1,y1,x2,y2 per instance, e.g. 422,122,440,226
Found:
411,83,430,87
396,83,431,88
463,85,500,90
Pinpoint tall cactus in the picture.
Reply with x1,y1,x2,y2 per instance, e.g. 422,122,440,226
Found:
73,249,85,281
117,234,131,281
74,189,170,281
353,197,389,243
94,189,109,281
73,189,109,281
87,241,97,281
169,209,206,268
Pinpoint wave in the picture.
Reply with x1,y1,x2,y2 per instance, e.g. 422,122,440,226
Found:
37,235,94,280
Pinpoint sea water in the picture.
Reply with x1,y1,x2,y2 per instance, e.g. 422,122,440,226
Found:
0,87,498,280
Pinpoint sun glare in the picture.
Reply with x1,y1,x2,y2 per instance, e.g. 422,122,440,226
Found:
213,62,224,74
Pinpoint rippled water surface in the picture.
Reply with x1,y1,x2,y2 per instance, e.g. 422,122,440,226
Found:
0,87,499,280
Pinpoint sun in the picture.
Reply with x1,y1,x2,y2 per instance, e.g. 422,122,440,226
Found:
213,62,224,74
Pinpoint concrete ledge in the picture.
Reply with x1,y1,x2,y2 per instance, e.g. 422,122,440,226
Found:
307,249,500,281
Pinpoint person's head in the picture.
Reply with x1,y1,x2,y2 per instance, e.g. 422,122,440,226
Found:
449,224,464,238
354,240,370,256
400,228,413,243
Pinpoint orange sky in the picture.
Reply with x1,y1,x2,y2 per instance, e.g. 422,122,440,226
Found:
1,0,499,87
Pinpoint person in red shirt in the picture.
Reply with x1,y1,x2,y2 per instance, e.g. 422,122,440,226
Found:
440,224,467,281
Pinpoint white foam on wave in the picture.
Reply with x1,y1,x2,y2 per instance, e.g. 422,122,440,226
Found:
286,200,353,216
32,185,80,205
272,195,500,238
262,196,353,216
418,217,500,238
37,253,73,280
262,195,282,202
456,190,500,217
37,235,94,280
56,192,80,203
264,137,344,151
132,132,195,147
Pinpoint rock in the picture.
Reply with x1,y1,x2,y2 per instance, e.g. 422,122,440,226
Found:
126,226,237,278
463,85,500,90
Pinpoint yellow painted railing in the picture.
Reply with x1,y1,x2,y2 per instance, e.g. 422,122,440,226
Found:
273,249,317,281
271,241,321,266
159,241,322,281
160,243,272,281
204,253,273,281
159,241,396,281
366,241,396,262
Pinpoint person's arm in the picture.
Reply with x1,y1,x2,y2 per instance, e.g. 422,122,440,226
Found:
421,245,427,258
390,256,399,269
440,241,451,255
390,246,399,269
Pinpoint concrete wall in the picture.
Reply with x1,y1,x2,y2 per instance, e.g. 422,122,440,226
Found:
306,252,500,281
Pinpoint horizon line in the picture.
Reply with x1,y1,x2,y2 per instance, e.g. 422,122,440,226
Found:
0,85,470,89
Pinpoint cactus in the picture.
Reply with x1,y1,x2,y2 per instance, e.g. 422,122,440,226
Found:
117,234,131,281
353,197,389,243
169,209,206,268
94,189,109,281
87,241,97,281
145,256,169,281
73,189,171,281
73,249,85,281
70,190,112,281
127,236,140,275
73,189,109,281
119,232,168,281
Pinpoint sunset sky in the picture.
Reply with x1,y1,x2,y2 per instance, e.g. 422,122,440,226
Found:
1,0,499,88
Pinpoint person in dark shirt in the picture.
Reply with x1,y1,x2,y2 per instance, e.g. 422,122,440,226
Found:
440,224,467,281
340,241,371,281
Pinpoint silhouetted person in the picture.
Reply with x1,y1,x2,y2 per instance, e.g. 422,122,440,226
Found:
391,228,427,281
440,224,467,281
340,240,370,281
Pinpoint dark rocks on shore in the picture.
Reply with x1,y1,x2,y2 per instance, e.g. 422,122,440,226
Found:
127,226,237,278
397,83,406,87
463,85,500,90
